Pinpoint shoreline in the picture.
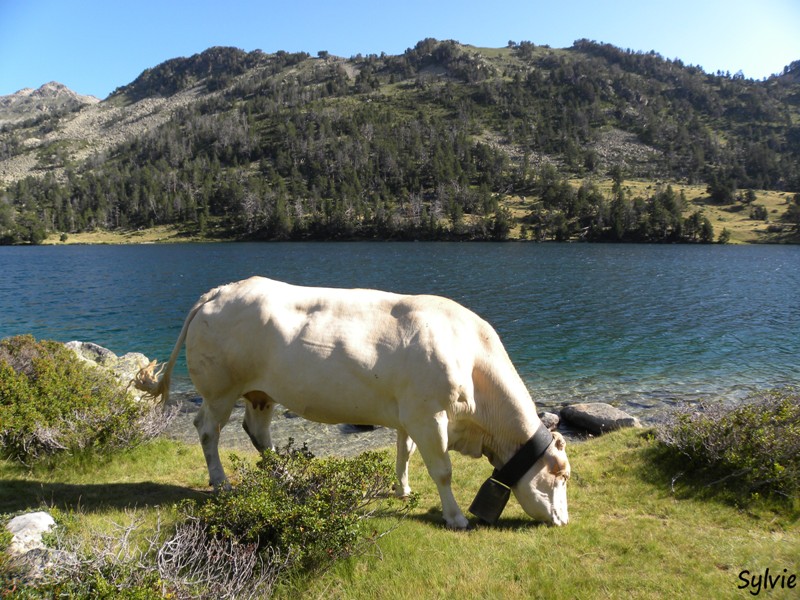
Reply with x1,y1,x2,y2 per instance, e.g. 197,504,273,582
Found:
4,179,794,247
161,390,635,457
164,395,397,456
34,226,800,247
161,379,798,456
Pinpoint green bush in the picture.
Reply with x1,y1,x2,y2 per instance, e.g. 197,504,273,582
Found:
657,388,800,497
2,444,409,598
0,335,156,464
184,441,404,573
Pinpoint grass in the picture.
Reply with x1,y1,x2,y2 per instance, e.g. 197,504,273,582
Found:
41,223,226,245
689,189,797,244
296,429,799,599
3,429,798,599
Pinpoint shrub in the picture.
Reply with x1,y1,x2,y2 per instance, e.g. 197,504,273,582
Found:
3,445,410,598
0,508,286,600
0,335,166,464
184,441,406,573
656,388,800,497
749,204,768,221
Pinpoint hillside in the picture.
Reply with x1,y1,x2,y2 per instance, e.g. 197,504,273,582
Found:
1,39,799,244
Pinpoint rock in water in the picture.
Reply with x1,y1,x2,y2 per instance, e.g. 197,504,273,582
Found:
538,411,560,431
560,402,642,435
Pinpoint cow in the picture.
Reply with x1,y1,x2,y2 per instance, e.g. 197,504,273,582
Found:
133,276,570,528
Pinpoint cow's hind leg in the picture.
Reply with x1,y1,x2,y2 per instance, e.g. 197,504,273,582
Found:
404,413,469,530
243,390,276,453
394,429,416,498
193,394,237,489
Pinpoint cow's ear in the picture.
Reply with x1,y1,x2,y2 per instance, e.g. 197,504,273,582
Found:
552,431,566,451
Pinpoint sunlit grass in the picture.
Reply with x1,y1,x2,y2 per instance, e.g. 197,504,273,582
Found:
292,429,799,599
3,429,797,599
563,178,797,244
41,221,231,245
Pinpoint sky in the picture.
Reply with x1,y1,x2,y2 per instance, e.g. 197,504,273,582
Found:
1,0,799,99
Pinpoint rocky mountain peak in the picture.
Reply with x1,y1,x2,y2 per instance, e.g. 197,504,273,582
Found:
7,81,98,102
0,81,99,126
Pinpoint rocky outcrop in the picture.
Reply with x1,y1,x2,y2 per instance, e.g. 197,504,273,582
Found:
560,402,642,435
0,82,211,185
64,341,151,402
0,82,99,126
6,512,55,556
4,511,78,582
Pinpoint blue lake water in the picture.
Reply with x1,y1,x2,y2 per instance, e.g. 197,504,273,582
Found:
1,242,798,420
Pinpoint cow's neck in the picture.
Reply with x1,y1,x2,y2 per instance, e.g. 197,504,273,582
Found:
472,363,542,470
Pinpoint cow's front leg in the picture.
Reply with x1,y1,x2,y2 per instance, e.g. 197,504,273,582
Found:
193,398,234,489
394,429,416,498
406,413,469,530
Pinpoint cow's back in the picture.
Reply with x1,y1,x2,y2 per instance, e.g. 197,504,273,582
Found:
183,277,490,427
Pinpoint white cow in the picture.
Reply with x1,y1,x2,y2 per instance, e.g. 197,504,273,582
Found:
134,277,570,528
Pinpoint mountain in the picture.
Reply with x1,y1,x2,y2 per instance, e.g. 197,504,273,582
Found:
0,82,99,126
1,39,799,244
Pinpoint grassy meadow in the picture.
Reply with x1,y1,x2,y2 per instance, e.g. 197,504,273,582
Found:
40,223,221,245
581,180,798,245
3,429,797,599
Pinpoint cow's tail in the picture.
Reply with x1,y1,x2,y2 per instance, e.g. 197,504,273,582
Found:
131,292,211,407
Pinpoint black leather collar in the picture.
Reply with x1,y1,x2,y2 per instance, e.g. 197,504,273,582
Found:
491,422,554,488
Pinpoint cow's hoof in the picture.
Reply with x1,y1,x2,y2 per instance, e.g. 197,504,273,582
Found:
444,515,470,530
393,484,412,498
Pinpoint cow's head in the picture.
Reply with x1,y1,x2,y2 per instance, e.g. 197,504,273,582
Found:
512,431,570,526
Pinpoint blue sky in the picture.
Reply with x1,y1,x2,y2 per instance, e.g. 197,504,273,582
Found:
1,0,799,99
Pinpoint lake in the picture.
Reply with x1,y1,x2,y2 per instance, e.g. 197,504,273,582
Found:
1,242,798,420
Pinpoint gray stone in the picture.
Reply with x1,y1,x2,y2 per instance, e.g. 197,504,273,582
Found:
11,547,79,582
6,511,55,556
560,402,642,435
538,411,560,431
65,341,151,402
6,513,80,583
64,340,115,365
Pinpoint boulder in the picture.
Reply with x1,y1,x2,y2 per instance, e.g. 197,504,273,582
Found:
5,511,78,582
6,511,55,556
538,411,560,431
65,341,151,402
560,402,642,435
